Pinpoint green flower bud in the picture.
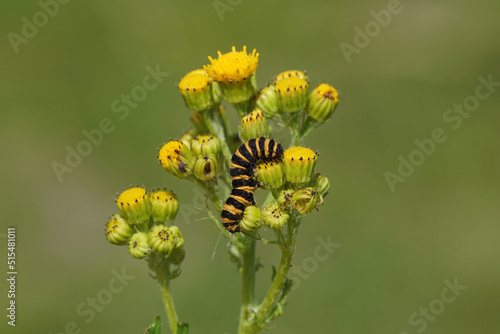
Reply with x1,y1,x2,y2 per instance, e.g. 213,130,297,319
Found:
283,147,318,185
191,135,221,156
204,46,259,104
262,203,290,229
180,129,197,147
148,225,184,255
158,140,196,178
255,85,278,118
305,83,339,123
178,69,219,112
276,189,294,208
291,187,322,215
194,155,218,181
116,187,151,225
239,109,270,142
311,172,330,197
240,205,262,232
273,70,308,85
149,189,179,224
255,160,284,190
105,214,134,245
169,225,185,249
128,232,150,259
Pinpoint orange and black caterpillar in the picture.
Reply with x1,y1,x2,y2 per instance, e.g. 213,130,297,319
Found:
221,137,284,233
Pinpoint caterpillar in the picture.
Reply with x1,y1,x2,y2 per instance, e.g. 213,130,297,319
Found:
221,137,284,233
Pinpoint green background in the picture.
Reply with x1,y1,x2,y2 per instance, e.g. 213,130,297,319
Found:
1,0,499,333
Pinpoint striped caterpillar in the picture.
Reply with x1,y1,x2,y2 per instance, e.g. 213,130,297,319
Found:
221,137,284,233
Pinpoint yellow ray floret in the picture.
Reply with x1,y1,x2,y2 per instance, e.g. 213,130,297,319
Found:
204,46,259,84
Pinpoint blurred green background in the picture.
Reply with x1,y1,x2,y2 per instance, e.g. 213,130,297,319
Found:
1,0,499,333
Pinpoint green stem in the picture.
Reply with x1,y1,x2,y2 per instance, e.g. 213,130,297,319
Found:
157,266,179,334
255,218,298,325
238,236,257,333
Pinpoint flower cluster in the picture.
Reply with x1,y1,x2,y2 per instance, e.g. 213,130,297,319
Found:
105,187,184,260
104,45,341,333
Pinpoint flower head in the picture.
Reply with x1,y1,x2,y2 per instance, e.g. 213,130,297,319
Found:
262,202,290,229
191,135,221,157
275,77,309,113
240,205,263,232
255,85,278,118
128,232,150,259
255,160,284,190
178,69,219,112
149,189,179,224
274,70,308,85
204,46,259,84
204,46,259,104
116,187,151,225
158,140,196,178
305,83,339,122
148,225,184,255
239,109,270,142
194,155,218,181
283,147,318,185
290,187,322,215
105,214,134,245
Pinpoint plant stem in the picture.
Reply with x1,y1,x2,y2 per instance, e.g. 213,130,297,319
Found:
238,236,257,333
157,266,179,334
255,218,297,325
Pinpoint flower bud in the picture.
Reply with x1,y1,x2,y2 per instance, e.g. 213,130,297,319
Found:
149,189,179,224
191,135,221,156
204,46,259,104
180,129,197,147
311,172,330,197
240,205,262,232
276,189,294,208
275,76,309,113
305,83,339,122
158,140,196,178
148,225,184,255
255,85,278,118
128,232,150,259
105,214,134,245
291,187,322,215
194,155,218,181
116,187,151,225
239,109,270,142
273,70,308,85
283,147,318,185
255,160,284,190
262,203,290,229
178,69,219,112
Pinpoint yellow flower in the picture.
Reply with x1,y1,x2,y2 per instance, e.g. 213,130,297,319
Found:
273,70,308,85
116,187,151,225
275,77,309,113
239,109,270,141
178,69,221,112
204,46,259,84
305,83,339,122
283,147,318,185
204,46,259,104
158,140,196,178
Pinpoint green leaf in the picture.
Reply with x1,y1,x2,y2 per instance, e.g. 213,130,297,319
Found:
271,265,277,281
177,322,189,334
144,315,161,334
